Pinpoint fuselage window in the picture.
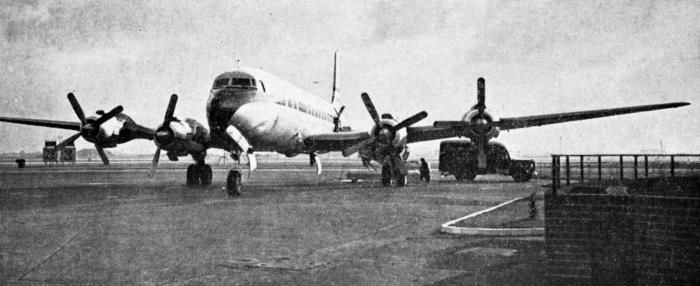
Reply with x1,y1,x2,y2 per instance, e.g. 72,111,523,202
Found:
213,78,229,89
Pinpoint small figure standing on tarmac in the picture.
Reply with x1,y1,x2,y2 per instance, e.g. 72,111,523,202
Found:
419,158,431,183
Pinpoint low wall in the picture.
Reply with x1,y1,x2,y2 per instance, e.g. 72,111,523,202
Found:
545,190,699,285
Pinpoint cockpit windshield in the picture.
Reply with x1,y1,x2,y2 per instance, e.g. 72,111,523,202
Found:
213,78,229,89
212,76,258,90
232,78,252,87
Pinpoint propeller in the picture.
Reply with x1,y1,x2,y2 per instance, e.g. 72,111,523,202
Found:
333,105,345,132
342,93,427,175
57,93,123,165
473,78,488,168
149,94,178,177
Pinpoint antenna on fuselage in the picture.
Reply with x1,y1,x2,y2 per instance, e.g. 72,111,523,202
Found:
235,59,241,69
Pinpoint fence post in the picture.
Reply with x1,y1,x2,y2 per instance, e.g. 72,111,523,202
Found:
634,156,638,179
580,155,584,183
598,155,602,181
552,155,557,195
620,155,624,181
671,155,675,178
644,155,648,179
566,156,570,186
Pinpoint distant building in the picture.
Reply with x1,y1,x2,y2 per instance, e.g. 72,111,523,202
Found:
42,140,58,165
60,142,76,165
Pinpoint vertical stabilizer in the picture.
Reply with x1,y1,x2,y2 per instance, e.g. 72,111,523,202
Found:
331,50,340,105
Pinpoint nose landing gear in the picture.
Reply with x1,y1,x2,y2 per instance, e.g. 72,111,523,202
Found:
186,163,213,186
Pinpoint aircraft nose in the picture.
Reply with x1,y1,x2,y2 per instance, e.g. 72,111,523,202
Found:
210,88,256,111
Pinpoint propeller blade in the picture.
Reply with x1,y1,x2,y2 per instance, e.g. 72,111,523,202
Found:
56,133,81,150
67,93,86,124
95,145,110,165
392,155,409,175
477,138,487,169
392,111,428,132
361,93,381,125
148,148,161,177
247,152,257,178
342,137,374,157
163,94,178,125
336,106,345,116
94,105,124,125
361,158,376,171
477,77,485,114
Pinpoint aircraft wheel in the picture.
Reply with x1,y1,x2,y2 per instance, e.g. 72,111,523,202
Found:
395,173,407,187
455,168,476,182
226,170,242,196
512,171,532,182
381,165,392,186
200,164,213,186
186,164,200,186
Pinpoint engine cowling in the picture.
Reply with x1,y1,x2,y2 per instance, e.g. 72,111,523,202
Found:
154,118,208,154
462,109,500,140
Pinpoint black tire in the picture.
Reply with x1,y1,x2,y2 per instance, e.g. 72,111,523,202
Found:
512,171,532,182
226,170,242,196
381,165,392,186
455,168,477,182
395,173,407,187
186,164,200,186
200,165,213,186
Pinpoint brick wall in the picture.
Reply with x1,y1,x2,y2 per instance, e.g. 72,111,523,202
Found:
545,192,700,285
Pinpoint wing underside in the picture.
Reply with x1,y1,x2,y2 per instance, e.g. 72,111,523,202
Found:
304,131,372,152
496,102,689,130
434,102,690,130
0,117,81,131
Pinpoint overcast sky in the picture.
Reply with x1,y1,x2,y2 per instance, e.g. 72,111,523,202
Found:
0,0,698,157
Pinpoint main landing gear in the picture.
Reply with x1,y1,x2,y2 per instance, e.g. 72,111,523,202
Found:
381,162,407,187
186,163,213,186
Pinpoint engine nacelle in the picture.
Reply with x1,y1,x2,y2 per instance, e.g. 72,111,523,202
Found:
156,118,209,154
462,109,500,140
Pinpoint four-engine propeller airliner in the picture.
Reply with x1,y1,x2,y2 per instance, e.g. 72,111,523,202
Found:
0,54,690,195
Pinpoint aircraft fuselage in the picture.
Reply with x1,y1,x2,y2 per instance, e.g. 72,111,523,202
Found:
206,69,336,156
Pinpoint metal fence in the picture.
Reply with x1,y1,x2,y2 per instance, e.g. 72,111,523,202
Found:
549,154,700,195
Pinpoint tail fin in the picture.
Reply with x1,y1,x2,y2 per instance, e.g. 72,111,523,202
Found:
331,50,340,105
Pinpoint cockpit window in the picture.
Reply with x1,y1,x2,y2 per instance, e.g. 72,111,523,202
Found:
213,78,229,88
232,78,252,87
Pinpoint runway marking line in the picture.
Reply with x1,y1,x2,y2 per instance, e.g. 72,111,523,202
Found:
15,224,88,282
440,196,544,236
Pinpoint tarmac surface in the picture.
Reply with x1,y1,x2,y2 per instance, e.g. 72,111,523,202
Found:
0,162,546,285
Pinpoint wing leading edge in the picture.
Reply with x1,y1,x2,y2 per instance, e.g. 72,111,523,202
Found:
304,131,372,152
434,102,690,130
0,116,81,131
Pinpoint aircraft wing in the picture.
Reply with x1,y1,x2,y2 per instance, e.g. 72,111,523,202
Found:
406,126,463,143
434,102,690,131
0,116,81,131
304,131,372,152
